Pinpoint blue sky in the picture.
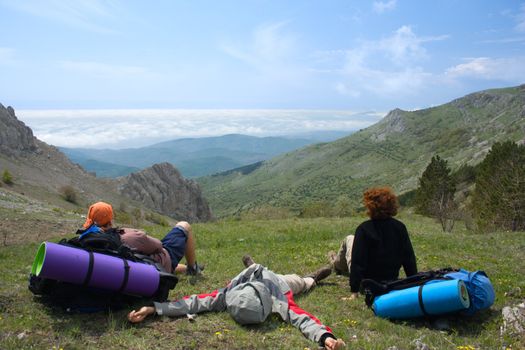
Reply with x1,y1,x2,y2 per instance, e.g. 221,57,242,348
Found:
1,1,524,147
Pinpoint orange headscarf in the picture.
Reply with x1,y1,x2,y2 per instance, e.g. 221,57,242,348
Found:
83,202,114,229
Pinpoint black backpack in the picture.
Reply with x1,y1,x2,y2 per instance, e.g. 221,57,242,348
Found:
28,227,178,313
360,268,456,307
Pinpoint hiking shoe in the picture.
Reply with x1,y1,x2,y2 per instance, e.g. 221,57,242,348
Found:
304,265,332,283
242,254,255,268
186,262,204,276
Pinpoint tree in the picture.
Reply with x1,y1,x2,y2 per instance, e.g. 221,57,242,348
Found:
415,155,457,232
471,141,525,232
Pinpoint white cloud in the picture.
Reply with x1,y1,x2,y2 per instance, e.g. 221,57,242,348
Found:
327,26,445,97
0,0,122,33
516,3,525,32
18,109,384,148
220,21,298,73
445,57,525,81
373,0,397,14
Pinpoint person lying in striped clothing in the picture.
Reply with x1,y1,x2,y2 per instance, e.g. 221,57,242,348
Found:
128,255,345,350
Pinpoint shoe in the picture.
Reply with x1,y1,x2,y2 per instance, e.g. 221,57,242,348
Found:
242,254,255,268
304,265,332,283
186,262,204,276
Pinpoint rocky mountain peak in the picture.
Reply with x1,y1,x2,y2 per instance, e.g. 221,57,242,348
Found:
0,104,38,157
118,162,213,222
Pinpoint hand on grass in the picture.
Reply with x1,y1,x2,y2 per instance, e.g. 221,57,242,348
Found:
325,337,346,350
128,306,155,323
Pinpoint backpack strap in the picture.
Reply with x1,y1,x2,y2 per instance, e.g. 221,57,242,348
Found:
117,258,130,293
418,284,429,317
82,251,95,287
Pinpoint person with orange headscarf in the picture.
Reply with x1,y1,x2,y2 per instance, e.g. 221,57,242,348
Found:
328,187,417,299
81,202,202,276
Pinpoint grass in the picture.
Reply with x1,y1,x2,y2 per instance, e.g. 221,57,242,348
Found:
0,213,524,349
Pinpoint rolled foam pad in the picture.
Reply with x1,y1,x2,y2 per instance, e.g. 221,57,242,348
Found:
31,242,159,296
373,279,470,319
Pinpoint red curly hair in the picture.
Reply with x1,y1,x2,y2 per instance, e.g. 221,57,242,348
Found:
363,187,399,219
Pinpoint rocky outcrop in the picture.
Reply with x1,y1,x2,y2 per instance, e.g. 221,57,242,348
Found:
371,108,406,142
0,104,38,157
118,162,213,222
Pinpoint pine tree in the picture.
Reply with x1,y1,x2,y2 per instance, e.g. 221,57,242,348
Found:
415,155,457,231
472,141,525,231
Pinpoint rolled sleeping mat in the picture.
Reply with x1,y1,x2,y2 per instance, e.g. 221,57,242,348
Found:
373,279,470,319
31,241,159,297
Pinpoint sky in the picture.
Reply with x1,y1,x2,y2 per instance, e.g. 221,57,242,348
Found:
1,0,524,148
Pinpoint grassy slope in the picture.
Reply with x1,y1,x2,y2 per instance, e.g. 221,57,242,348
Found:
199,85,525,217
1,213,524,349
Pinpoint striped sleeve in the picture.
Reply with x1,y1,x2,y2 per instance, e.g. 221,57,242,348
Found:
285,291,335,346
154,288,227,317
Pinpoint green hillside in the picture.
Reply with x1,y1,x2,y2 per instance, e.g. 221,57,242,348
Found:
198,85,525,217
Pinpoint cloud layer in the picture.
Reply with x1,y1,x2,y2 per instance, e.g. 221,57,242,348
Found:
19,109,384,149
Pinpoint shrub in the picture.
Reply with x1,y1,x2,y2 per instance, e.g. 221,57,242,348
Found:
59,185,78,204
300,200,333,218
145,212,169,226
2,170,13,185
240,205,294,220
332,195,353,217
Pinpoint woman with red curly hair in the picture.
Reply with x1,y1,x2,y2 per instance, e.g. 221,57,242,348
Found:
329,187,417,299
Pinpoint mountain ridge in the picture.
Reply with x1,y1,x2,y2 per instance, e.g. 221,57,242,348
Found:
60,132,351,178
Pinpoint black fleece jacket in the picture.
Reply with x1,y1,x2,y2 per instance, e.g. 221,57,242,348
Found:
349,217,417,292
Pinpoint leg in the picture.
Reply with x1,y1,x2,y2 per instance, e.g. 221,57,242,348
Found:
178,221,197,268
161,221,201,275
330,235,354,276
279,274,315,295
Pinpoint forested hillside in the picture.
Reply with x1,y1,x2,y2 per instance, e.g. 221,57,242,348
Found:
199,85,525,217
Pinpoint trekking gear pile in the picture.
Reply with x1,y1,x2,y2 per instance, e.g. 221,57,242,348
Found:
28,226,178,313
361,267,495,319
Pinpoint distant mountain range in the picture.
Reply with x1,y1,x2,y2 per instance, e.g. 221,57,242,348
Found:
61,131,351,178
198,85,525,217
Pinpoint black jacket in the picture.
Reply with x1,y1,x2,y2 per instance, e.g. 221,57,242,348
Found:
349,217,417,292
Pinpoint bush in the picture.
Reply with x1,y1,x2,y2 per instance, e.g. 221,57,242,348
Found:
145,212,169,226
240,205,294,220
332,195,353,217
300,200,333,218
2,170,13,185
59,185,78,204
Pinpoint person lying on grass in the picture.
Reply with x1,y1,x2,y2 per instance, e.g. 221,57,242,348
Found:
80,201,203,275
128,255,346,350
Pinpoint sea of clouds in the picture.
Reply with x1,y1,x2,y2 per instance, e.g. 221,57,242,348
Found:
18,109,384,149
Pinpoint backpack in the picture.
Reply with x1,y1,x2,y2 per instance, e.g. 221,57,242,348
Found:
361,267,495,316
28,226,178,313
